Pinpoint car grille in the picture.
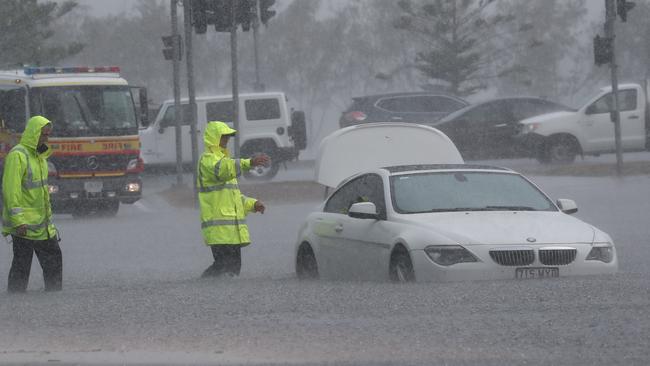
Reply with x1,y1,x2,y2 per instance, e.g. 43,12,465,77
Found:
539,248,576,266
51,154,135,173
489,249,535,266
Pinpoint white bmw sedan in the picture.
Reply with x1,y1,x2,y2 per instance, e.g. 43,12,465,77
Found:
294,165,617,282
294,123,617,283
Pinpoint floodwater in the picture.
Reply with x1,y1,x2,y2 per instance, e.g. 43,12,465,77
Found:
1,156,649,365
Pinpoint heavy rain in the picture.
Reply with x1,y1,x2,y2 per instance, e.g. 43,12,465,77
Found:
1,1,650,365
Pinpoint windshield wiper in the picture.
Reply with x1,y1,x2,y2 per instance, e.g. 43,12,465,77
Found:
484,205,537,211
72,94,100,134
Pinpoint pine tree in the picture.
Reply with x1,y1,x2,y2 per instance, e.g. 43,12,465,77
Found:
0,0,83,68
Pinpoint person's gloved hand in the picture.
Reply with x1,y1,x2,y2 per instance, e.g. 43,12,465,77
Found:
16,224,27,236
251,154,270,167
254,200,266,214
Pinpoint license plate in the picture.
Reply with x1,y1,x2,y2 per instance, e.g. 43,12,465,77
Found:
84,181,103,193
515,267,559,279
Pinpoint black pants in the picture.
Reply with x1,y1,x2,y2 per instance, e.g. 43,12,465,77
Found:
202,245,241,278
8,235,62,292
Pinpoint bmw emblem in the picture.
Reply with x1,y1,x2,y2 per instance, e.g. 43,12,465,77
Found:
526,237,537,243
86,156,99,170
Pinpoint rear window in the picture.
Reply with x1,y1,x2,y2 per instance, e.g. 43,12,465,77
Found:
245,98,281,121
206,101,233,122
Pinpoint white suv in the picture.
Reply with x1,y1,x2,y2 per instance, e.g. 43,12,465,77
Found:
140,92,306,180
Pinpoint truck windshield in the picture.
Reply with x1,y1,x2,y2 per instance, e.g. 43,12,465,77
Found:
30,85,138,137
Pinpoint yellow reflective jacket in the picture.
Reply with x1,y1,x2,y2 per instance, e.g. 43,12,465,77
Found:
2,116,58,240
197,121,257,246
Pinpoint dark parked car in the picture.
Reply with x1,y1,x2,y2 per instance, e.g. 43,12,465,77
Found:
432,97,573,160
339,92,468,128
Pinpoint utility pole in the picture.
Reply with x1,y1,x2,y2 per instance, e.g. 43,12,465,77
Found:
252,0,264,92
231,0,240,158
183,0,198,195
605,0,624,176
171,0,184,185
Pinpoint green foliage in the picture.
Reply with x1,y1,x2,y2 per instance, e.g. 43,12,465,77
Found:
0,0,83,68
395,0,524,96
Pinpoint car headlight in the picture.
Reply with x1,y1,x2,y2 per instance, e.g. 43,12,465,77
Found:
424,245,478,266
586,243,614,263
520,122,540,134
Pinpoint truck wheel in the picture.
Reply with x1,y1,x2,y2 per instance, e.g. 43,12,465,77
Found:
243,161,280,181
546,137,577,163
98,200,120,217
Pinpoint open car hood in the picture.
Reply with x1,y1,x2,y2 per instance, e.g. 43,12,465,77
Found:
315,123,464,188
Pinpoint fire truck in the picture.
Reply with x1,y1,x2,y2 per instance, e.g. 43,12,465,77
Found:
0,66,148,217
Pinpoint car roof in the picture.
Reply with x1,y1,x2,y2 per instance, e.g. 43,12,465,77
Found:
315,123,464,188
351,91,465,102
383,164,512,174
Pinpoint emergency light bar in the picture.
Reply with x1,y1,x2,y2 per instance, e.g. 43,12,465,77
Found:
23,66,121,75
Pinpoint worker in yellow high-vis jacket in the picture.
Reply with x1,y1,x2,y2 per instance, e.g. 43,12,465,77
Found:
197,121,270,277
2,116,62,292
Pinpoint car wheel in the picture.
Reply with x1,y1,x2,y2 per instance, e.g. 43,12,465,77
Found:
545,137,578,164
390,247,415,283
296,243,319,280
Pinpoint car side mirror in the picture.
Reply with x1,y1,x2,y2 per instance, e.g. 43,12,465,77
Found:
348,202,379,220
158,125,166,134
556,199,578,214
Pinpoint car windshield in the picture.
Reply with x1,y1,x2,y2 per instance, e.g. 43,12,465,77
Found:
30,85,138,137
390,171,556,213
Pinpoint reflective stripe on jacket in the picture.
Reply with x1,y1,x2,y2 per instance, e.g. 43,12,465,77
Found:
2,116,57,240
197,121,257,246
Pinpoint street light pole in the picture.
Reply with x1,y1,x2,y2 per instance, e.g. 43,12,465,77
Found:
171,0,184,186
231,0,240,159
252,0,264,92
183,0,198,195
605,0,624,176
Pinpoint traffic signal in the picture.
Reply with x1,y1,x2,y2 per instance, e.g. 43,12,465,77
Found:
212,0,233,32
190,0,208,34
593,35,612,66
162,35,183,61
617,0,635,22
190,0,259,34
259,0,276,25
237,0,255,32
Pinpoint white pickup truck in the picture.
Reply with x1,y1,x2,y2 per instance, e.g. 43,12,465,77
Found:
516,83,650,163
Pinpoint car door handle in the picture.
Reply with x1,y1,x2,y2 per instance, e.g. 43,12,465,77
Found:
391,117,403,120
493,123,508,128
629,115,639,119
334,224,343,233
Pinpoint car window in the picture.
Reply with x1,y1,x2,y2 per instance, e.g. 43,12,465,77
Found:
325,176,365,214
376,95,462,113
160,104,192,127
0,87,26,132
245,98,281,121
390,171,555,213
325,174,385,215
206,101,233,122
511,99,567,120
589,89,637,114
457,103,503,125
